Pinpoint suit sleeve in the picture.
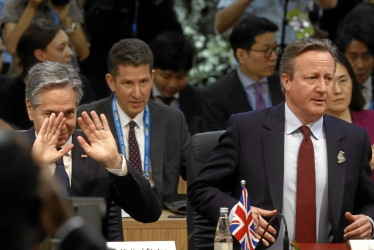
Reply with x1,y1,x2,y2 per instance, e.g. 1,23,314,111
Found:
188,114,241,223
109,164,162,223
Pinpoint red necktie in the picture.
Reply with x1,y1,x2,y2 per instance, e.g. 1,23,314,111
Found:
295,125,316,243
128,121,142,174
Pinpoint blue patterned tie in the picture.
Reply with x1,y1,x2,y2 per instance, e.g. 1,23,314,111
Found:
54,148,70,194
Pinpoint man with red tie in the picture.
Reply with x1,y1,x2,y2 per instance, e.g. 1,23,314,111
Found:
189,38,374,248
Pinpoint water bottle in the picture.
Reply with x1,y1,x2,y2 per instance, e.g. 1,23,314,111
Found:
214,207,233,250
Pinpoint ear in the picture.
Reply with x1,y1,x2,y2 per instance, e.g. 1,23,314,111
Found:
105,73,117,92
150,69,155,87
281,73,291,91
33,49,45,62
26,99,34,122
236,48,247,64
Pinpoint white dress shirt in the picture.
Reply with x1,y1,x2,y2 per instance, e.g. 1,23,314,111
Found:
283,103,331,243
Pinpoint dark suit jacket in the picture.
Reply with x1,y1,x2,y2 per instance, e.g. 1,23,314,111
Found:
151,84,207,135
23,129,162,241
188,102,374,243
202,70,284,131
78,95,191,205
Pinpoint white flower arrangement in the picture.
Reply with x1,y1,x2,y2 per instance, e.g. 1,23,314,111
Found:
175,0,235,87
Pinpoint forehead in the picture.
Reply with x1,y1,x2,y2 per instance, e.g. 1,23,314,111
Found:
294,50,335,72
253,32,276,47
115,64,152,79
36,86,77,111
346,39,369,53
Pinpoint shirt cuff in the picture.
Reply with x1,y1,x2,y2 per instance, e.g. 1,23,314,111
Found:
106,154,128,176
366,215,374,238
54,216,84,242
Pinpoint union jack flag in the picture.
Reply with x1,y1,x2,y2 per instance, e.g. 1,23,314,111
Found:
229,186,259,250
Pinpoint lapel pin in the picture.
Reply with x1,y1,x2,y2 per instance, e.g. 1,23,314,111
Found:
337,151,346,163
81,154,88,158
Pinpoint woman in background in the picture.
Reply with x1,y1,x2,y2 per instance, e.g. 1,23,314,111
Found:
0,19,95,129
327,50,374,177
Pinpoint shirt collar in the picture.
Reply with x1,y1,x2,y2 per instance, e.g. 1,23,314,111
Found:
284,102,324,140
115,99,144,129
237,68,268,89
362,75,372,91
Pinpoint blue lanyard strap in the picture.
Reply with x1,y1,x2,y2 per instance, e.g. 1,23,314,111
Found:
112,94,151,179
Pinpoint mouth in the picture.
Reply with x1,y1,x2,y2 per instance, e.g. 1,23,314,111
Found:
311,99,325,104
333,98,345,102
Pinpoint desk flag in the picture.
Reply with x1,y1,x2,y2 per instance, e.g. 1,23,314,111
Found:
229,181,259,250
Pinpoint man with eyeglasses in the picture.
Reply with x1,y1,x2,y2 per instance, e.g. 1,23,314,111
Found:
202,15,284,131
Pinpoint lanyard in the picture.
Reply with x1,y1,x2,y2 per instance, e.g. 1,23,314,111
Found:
112,94,151,179
132,0,140,37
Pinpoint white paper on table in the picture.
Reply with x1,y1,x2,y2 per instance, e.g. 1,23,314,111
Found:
107,241,176,250
349,239,374,250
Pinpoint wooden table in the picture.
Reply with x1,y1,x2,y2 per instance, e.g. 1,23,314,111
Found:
122,210,188,250
297,243,348,250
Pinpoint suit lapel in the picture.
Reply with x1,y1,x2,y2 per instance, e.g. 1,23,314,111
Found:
262,103,285,211
230,71,252,112
148,101,165,190
324,115,346,235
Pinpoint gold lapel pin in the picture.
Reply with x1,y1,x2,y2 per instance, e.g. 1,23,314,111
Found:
337,151,346,163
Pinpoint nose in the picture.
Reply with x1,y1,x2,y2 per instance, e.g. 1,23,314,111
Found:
66,46,73,59
333,81,342,94
269,49,278,61
355,57,364,69
316,78,328,93
132,84,141,98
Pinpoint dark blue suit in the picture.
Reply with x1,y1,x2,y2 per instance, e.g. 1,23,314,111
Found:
188,102,374,243
23,128,162,241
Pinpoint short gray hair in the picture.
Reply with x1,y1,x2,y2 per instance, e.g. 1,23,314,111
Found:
279,38,338,80
26,61,83,108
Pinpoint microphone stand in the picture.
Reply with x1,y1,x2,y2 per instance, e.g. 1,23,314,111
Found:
281,0,290,50
256,213,289,250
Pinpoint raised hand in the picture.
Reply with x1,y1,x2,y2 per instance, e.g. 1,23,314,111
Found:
252,206,277,247
77,111,122,169
32,112,73,165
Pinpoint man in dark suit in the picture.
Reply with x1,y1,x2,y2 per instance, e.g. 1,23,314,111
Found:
24,61,161,241
189,38,374,248
149,31,206,135
335,10,374,110
78,38,190,206
203,15,284,131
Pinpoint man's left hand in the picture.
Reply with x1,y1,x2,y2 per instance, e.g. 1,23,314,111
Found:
344,212,373,240
77,111,122,169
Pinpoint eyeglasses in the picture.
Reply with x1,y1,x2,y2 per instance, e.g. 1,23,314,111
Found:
249,45,282,59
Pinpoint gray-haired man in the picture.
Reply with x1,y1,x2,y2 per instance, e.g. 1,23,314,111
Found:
23,61,161,241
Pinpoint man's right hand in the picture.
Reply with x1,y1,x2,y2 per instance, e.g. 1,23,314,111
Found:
32,112,73,165
252,206,277,247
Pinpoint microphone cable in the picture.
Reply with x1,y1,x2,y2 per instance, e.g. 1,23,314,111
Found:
256,212,289,250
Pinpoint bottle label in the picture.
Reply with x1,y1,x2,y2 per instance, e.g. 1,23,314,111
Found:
214,242,233,250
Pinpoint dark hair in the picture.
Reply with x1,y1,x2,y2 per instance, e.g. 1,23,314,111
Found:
229,15,278,61
0,130,41,237
335,51,365,111
107,38,153,77
335,21,374,55
150,31,194,72
17,19,63,76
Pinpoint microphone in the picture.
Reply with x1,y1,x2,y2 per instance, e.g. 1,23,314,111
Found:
256,212,289,250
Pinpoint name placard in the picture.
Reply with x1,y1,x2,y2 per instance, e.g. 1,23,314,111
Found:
349,239,374,250
107,241,176,250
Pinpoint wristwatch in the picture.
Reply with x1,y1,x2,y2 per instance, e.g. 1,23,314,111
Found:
65,22,76,34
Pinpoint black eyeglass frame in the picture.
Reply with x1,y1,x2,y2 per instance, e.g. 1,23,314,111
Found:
248,45,283,59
